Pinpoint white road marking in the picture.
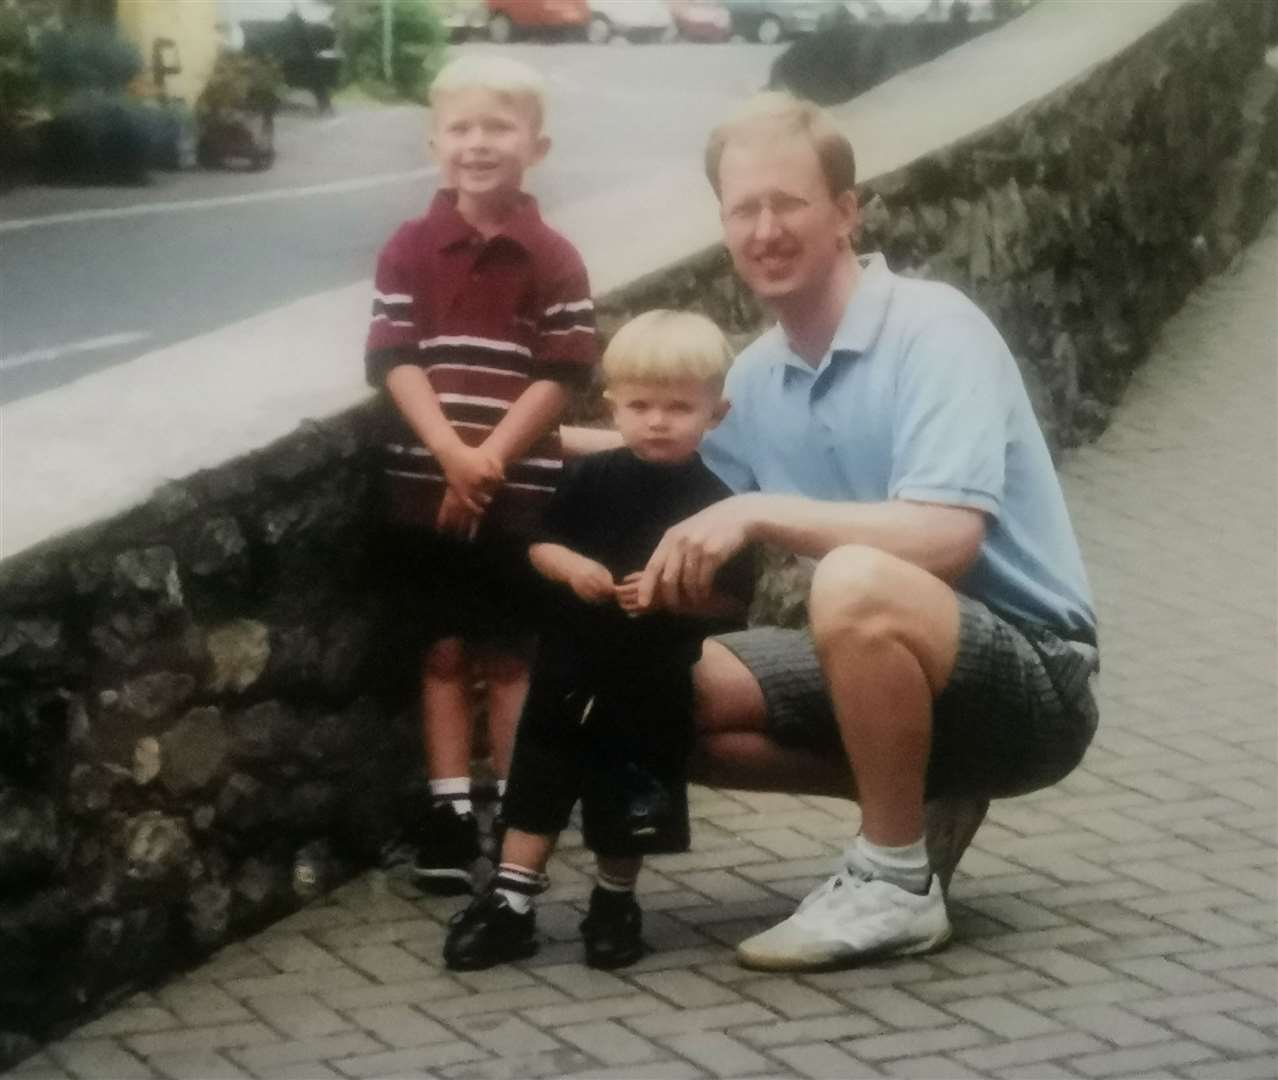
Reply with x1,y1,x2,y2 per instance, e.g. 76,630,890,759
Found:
1,331,153,371
0,166,439,234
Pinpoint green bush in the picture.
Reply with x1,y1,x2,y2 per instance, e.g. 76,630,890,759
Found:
36,24,142,103
196,51,283,123
332,0,446,102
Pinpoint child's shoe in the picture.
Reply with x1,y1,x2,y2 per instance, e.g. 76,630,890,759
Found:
444,891,538,970
411,806,480,894
580,886,647,970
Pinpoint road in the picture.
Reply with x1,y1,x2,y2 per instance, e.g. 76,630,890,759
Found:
0,42,781,404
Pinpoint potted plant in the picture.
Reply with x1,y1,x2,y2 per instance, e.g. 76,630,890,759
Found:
194,51,282,170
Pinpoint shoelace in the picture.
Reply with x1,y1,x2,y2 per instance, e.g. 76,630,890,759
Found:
796,861,875,918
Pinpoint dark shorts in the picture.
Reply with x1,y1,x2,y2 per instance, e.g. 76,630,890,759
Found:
374,523,545,649
502,647,694,858
714,595,1100,800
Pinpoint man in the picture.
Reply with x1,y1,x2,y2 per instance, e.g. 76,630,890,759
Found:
626,93,1100,972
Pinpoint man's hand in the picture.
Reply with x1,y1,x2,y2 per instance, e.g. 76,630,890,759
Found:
436,486,481,540
639,495,757,610
438,443,503,515
566,556,617,605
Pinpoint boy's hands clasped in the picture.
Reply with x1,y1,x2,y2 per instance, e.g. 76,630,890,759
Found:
435,441,505,538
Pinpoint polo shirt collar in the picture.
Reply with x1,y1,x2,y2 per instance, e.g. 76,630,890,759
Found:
424,188,545,252
780,253,894,379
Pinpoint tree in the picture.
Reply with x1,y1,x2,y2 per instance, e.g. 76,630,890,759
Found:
325,0,446,102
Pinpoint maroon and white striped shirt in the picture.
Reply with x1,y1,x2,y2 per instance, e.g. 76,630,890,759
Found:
365,190,597,532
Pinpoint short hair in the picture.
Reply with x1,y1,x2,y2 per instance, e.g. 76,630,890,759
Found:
429,55,547,130
704,92,856,199
602,310,732,395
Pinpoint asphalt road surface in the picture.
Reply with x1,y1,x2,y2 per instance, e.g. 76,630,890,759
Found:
0,42,781,404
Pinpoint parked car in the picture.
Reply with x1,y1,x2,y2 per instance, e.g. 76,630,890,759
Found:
585,0,673,43
669,0,733,42
722,1,827,43
485,0,591,42
440,0,489,41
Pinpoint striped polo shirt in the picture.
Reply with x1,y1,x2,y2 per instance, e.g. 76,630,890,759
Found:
365,190,597,532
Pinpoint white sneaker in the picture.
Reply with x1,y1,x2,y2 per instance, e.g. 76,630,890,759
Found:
736,861,952,972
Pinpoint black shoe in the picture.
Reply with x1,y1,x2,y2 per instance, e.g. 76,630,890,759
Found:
444,891,537,970
580,886,647,970
411,807,480,895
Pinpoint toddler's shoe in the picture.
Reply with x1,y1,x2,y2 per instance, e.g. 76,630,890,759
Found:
444,891,538,971
580,886,647,970
411,806,480,895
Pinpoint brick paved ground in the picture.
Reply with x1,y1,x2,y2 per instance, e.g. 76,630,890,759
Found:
12,223,1276,1080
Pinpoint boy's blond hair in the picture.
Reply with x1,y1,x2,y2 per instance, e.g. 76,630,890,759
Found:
705,92,856,200
430,55,548,130
602,310,732,396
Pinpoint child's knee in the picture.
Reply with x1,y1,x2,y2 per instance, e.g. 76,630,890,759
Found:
482,647,529,687
424,638,467,680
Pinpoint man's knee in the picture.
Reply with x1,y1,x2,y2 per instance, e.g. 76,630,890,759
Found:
809,545,905,646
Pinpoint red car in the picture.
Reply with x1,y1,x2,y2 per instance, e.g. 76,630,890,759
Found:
669,0,733,42
485,0,591,43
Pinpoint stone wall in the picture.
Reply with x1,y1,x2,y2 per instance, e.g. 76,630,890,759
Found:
2,0,1276,1061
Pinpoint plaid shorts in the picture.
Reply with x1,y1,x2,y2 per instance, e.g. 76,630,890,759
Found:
713,595,1100,800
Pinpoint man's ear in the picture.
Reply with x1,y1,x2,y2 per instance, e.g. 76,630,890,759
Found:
836,188,859,248
708,398,731,429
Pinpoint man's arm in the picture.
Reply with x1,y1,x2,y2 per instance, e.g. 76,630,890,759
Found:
560,424,623,458
639,493,986,608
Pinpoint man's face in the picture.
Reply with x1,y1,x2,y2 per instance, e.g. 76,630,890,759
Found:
717,135,857,308
431,88,548,203
608,379,727,465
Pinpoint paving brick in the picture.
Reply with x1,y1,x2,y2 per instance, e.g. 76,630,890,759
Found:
845,1023,990,1061
560,1061,704,1079
1070,1038,1219,1076
955,1032,1107,1071
154,983,253,1026
841,987,950,1029
145,1050,250,1079
737,1015,882,1048
946,996,1063,1039
627,1002,775,1037
248,993,352,1039
529,963,633,1000
739,976,844,1019
1129,990,1267,1019
317,974,467,1011
1185,1055,1278,1080
249,933,346,973
335,943,438,984
1218,966,1278,1000
553,1020,665,1066
70,1008,181,1040
1054,1003,1170,1046
1012,948,1114,986
230,1033,384,1072
768,1042,883,1078
910,970,1054,1004
520,992,672,1028
222,968,373,1001
882,1055,988,1078
1169,1012,1276,1054
123,1022,280,1058
659,1031,773,1076
426,985,571,1020
343,1004,455,1047
435,1048,595,1080
47,1039,156,1079
632,970,742,1009
332,1040,491,1077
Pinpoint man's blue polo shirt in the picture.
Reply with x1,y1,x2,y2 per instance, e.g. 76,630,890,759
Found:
702,254,1096,641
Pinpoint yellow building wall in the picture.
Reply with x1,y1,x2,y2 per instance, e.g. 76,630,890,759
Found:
115,0,222,105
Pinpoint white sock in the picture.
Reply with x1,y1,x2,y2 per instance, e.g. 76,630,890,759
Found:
493,862,548,914
429,777,473,817
852,834,931,894
495,778,507,800
596,868,638,894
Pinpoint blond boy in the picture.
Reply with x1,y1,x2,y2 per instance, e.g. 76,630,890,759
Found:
364,57,597,892
444,310,754,971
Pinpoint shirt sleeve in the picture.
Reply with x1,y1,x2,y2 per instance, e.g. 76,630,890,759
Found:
530,456,590,548
534,247,598,387
889,312,1009,518
364,234,419,388
699,367,760,494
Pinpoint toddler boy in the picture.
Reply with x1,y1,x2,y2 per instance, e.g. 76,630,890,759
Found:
444,310,753,970
365,56,597,891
